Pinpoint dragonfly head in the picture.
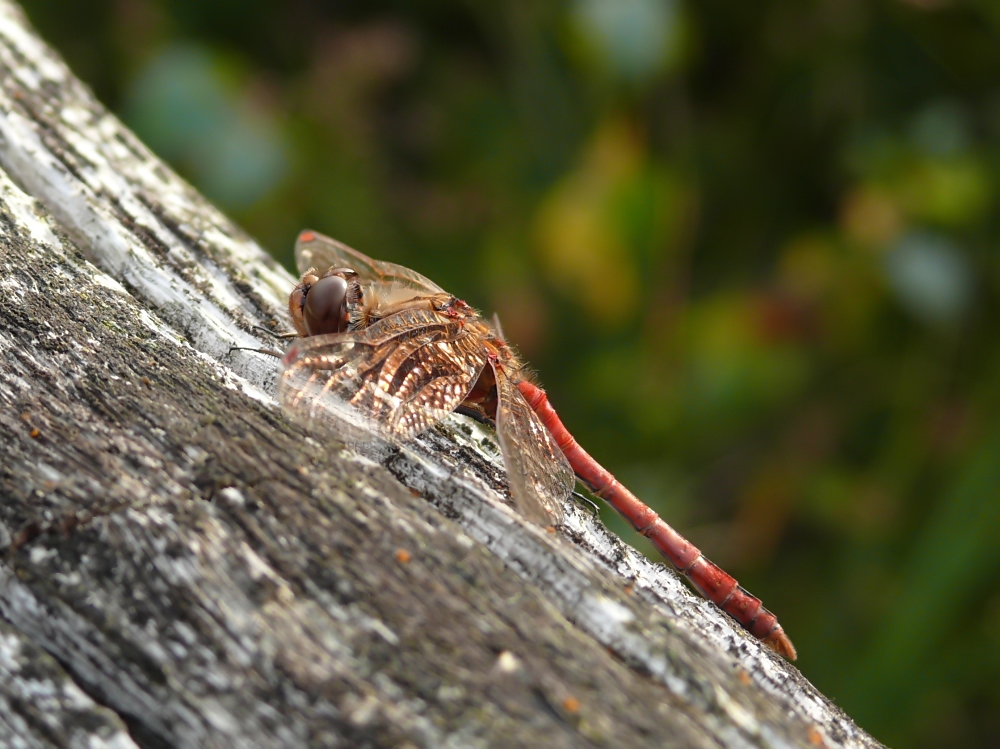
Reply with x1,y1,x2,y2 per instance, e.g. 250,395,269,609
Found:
289,267,362,337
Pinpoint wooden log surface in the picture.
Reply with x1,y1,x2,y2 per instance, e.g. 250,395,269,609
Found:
0,2,882,747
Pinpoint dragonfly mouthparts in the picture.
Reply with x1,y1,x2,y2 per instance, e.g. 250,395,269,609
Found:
281,344,300,367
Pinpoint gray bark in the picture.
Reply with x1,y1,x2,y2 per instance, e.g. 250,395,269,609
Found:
0,3,881,748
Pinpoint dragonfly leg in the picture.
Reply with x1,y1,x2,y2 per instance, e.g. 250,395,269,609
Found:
228,345,283,359
253,324,299,340
570,490,601,517
454,405,495,428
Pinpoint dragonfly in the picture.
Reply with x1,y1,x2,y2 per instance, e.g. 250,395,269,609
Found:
278,229,797,660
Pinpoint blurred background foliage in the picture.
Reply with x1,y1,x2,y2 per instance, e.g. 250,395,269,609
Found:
19,0,1000,745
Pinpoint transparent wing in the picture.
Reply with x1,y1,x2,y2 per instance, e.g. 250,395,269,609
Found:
280,308,487,442
494,367,574,526
296,230,445,295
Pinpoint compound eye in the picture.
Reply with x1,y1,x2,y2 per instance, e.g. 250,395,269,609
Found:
303,274,350,335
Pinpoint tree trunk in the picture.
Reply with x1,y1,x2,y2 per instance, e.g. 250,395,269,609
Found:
0,3,880,747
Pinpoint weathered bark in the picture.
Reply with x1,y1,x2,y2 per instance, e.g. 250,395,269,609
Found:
0,3,880,748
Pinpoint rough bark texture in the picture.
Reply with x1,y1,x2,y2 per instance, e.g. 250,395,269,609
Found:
0,3,881,748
